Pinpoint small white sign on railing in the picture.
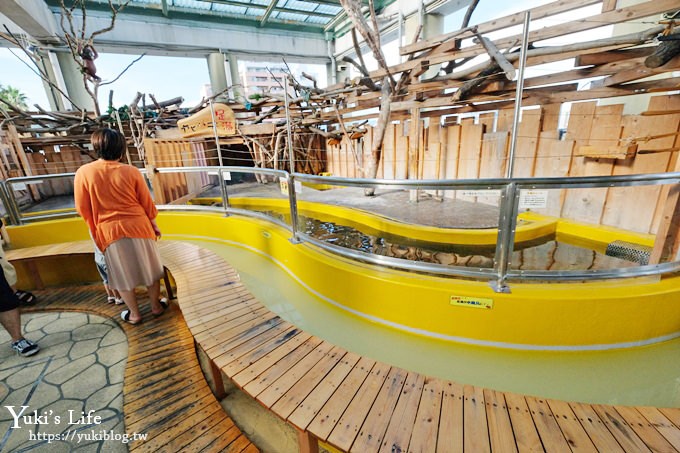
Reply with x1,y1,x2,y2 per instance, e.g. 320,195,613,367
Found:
519,190,548,209
460,190,501,197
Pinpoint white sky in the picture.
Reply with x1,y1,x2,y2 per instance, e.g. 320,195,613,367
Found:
0,0,634,111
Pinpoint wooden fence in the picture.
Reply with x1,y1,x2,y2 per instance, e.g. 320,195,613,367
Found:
144,138,216,204
326,94,680,235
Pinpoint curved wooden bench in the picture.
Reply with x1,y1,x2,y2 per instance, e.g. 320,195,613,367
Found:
10,240,680,452
8,242,258,453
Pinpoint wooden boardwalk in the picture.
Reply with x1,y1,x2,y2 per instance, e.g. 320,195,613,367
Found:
9,240,680,452
19,275,258,452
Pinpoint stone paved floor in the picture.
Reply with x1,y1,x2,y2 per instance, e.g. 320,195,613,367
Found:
0,312,128,452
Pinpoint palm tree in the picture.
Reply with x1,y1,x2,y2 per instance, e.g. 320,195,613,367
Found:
0,85,29,110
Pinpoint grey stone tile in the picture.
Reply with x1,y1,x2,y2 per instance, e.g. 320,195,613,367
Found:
85,387,123,413
44,355,96,385
42,316,87,334
24,313,58,332
69,338,101,360
38,331,74,349
72,324,113,342
107,360,126,386
97,343,128,367
62,363,107,400
100,327,126,348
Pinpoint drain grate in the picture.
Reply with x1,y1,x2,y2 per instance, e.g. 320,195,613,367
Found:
605,240,652,265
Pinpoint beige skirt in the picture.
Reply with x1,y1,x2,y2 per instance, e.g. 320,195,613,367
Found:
105,238,164,291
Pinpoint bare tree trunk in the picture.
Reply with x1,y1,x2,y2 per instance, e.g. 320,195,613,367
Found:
364,78,391,196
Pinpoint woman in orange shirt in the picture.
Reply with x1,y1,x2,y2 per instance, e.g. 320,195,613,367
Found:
75,128,167,324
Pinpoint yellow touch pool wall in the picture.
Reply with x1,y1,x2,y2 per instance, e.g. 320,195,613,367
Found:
7,213,680,351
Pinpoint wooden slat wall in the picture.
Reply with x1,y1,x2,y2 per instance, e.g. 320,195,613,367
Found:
327,95,680,235
143,138,212,204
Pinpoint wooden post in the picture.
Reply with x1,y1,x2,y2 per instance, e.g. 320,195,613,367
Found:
297,429,319,453
409,107,421,202
6,124,40,200
649,158,680,264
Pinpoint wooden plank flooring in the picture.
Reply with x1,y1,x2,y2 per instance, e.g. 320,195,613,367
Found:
9,240,680,452
18,278,257,453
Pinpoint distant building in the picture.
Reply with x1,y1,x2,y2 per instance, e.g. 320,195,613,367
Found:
241,65,286,96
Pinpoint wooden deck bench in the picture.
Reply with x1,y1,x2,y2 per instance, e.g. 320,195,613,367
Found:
9,240,680,452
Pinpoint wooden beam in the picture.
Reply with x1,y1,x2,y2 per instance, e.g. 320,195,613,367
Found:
590,55,680,88
649,156,680,264
575,47,654,66
527,76,680,105
475,33,516,80
602,0,617,12
400,0,602,55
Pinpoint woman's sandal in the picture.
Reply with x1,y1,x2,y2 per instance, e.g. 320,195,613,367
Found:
15,290,36,304
121,310,142,325
107,296,116,304
152,298,169,317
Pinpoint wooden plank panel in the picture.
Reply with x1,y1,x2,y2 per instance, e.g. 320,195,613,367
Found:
525,396,570,452
639,407,680,450
218,327,303,375
604,96,680,233
479,131,509,179
592,404,651,452
395,122,409,180
458,120,484,202
349,367,407,453
212,322,294,370
464,385,490,453
382,123,396,179
533,131,574,216
407,378,444,453
436,381,464,452
546,399,597,452
569,402,624,453
270,345,346,417
326,362,391,450
542,103,562,132
504,393,544,453
288,351,362,430
240,336,323,396
562,103,621,223
512,107,542,178
307,356,377,440
614,406,676,453
443,125,461,199
423,120,441,181
379,372,425,453
135,406,228,452
479,112,496,132
458,119,484,179
230,331,314,386
484,388,517,453
659,408,680,431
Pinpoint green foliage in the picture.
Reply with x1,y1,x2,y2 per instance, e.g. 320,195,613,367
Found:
0,84,29,110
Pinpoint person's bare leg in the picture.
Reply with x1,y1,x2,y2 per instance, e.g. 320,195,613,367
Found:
147,280,163,315
118,289,142,323
0,308,23,341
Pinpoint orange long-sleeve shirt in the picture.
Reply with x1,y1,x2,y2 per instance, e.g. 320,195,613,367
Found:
74,159,157,252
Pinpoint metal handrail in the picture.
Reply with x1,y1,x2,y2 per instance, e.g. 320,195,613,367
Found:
2,167,679,289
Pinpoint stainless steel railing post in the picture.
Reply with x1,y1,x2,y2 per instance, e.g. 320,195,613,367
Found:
0,181,20,226
287,173,301,243
491,182,520,293
219,167,230,217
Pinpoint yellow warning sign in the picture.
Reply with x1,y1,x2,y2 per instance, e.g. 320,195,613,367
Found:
450,295,493,309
